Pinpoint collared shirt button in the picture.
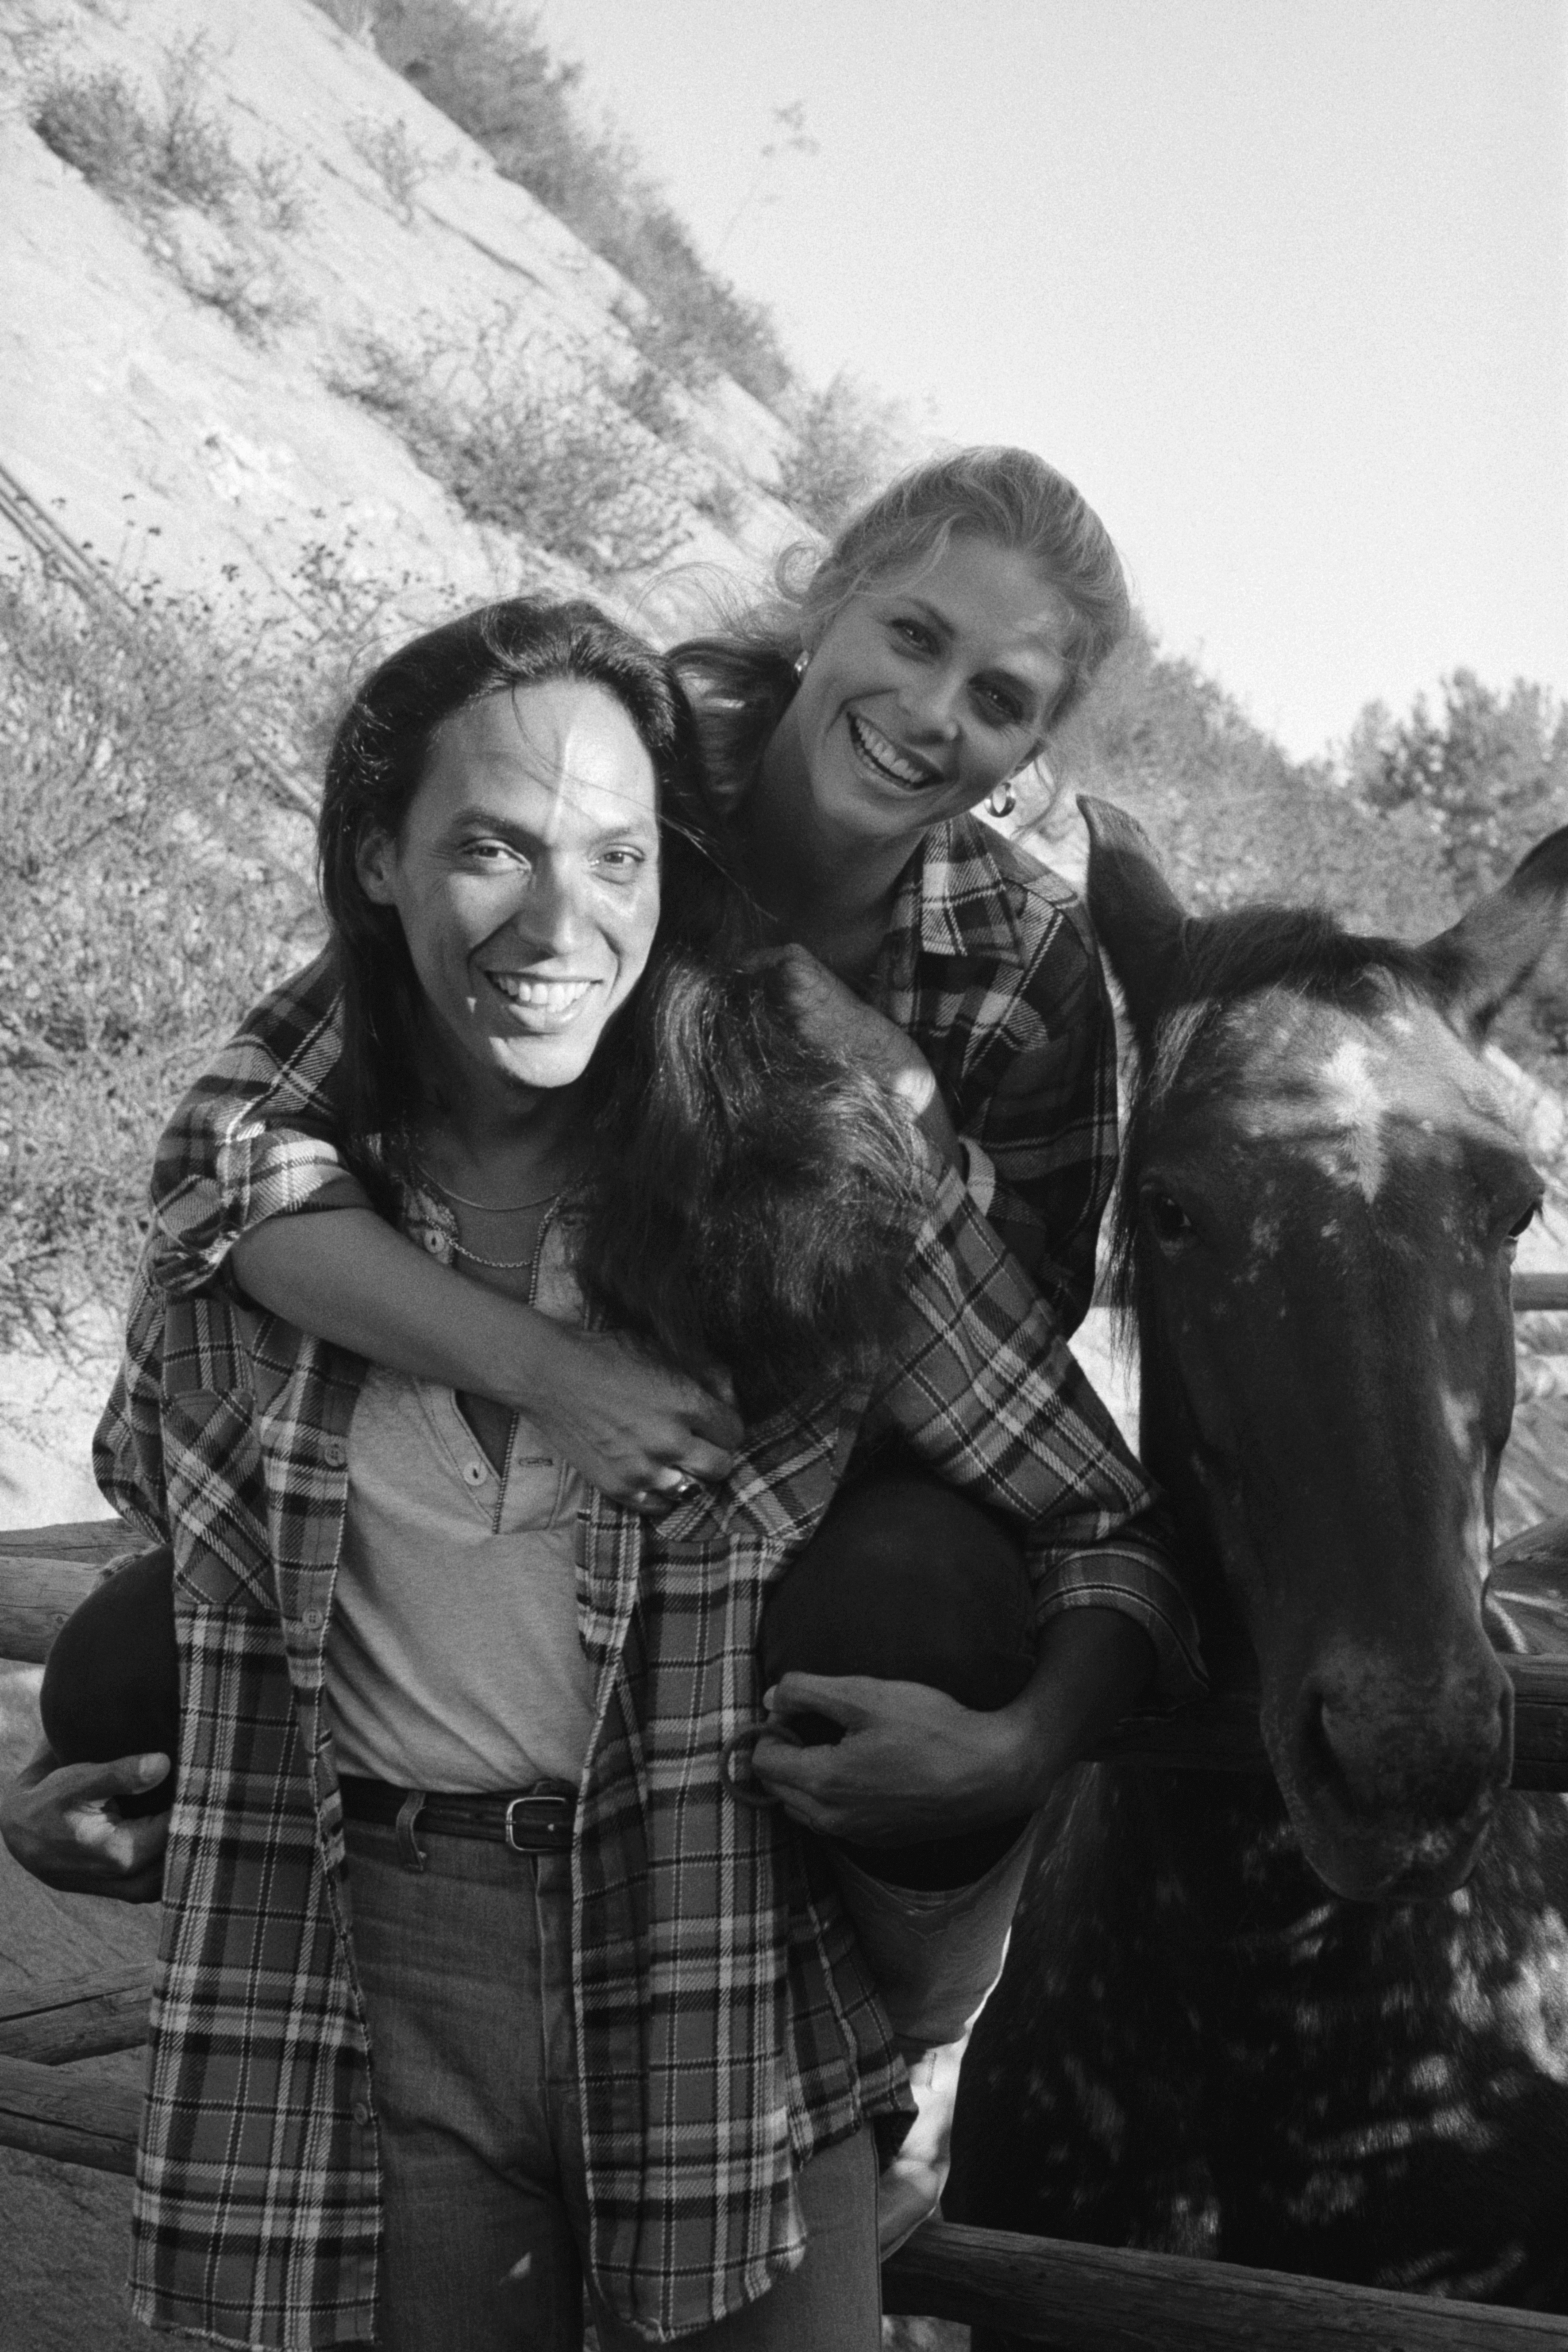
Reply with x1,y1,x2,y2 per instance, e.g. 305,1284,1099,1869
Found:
352,2099,371,2127
324,1438,347,1469
303,1605,325,1632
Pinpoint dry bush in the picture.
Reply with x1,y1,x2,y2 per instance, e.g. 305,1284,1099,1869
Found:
31,36,301,228
1044,625,1459,941
0,551,425,1343
331,314,696,577
27,36,306,340
356,0,794,409
347,111,435,224
776,373,910,536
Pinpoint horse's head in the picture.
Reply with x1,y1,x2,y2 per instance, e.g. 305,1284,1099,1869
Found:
1084,799,1568,1903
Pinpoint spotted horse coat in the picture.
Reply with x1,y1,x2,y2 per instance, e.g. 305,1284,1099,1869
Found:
947,802,1568,2327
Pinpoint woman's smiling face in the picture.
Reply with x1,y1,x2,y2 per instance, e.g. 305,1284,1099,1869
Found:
359,680,662,1112
786,534,1075,848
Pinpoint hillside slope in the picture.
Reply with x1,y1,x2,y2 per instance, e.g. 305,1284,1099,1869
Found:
1,0,794,642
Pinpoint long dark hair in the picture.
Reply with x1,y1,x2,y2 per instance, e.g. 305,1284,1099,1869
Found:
319,597,919,1415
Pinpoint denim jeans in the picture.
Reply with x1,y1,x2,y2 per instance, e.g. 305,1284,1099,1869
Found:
828,1817,1038,2049
344,1817,882,2352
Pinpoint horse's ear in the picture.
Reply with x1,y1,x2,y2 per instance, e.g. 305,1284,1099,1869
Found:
1080,796,1188,1039
1419,824,1568,1041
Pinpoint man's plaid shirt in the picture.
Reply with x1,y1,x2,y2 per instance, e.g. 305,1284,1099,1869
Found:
110,962,1201,2347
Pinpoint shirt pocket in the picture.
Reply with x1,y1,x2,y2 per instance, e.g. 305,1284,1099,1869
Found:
159,1386,275,1615
500,1432,581,1533
967,1023,1075,1123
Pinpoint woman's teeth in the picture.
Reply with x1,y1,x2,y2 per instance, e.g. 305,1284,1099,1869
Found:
848,712,936,787
487,974,593,1012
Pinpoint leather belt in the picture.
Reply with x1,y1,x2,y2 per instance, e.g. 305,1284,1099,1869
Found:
339,1775,575,1854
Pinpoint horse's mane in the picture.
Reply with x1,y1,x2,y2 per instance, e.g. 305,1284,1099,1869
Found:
1105,902,1435,1322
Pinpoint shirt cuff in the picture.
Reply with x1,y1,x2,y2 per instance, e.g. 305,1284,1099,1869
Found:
1035,1567,1208,1711
147,1139,356,1298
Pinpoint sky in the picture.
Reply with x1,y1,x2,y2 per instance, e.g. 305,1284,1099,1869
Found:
533,0,1567,763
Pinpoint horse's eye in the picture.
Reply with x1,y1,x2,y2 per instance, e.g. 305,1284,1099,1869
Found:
1506,1201,1541,1244
1144,1190,1197,1247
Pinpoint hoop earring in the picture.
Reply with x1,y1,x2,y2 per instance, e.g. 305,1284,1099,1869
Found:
987,778,1018,820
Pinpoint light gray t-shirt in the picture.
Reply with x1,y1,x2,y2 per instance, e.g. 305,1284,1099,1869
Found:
327,1352,594,1793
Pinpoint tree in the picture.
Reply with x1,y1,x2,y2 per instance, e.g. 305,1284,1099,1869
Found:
1046,625,1458,939
1345,670,1568,901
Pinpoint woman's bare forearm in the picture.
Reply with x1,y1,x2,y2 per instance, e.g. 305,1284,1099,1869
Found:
234,1209,559,1403
231,1209,742,1500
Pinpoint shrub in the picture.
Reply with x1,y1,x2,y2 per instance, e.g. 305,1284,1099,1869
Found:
27,37,306,336
360,0,795,409
1042,624,1460,940
0,548,422,1343
1345,671,1568,903
347,112,433,224
776,373,909,535
30,66,157,204
612,296,716,402
693,476,745,536
331,314,696,576
34,38,239,220
1342,671,1568,1085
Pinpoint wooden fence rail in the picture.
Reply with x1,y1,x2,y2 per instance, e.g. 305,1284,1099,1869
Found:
6,1517,1568,2345
882,2223,1568,2348
0,1966,154,2065
1515,1271,1568,1312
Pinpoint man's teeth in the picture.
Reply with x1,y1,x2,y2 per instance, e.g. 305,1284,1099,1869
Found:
487,974,593,1010
848,713,933,785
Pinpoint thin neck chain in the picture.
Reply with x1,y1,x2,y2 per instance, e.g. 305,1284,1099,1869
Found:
414,1158,562,1216
450,1232,554,1272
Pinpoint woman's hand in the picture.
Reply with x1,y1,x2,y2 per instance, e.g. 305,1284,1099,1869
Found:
759,946,963,1168
533,1326,744,1509
0,1743,170,1902
233,1207,743,1509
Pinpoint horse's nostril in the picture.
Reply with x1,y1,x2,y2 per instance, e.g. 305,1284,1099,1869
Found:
1300,1687,1358,1813
1299,1658,1515,1823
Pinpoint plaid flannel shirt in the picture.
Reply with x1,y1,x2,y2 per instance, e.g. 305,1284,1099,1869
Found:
867,813,1117,1332
146,816,1115,1334
107,976,1202,2346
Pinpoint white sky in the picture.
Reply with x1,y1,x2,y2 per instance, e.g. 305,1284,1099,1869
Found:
535,0,1568,762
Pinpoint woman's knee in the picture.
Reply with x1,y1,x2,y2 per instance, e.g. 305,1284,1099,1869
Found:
759,1470,1035,1704
759,1470,1036,1886
39,1545,179,1815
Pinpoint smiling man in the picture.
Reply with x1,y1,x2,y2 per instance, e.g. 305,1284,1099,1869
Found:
360,681,663,1113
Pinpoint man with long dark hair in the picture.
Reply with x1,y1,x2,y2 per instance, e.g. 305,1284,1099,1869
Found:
6,600,1201,2349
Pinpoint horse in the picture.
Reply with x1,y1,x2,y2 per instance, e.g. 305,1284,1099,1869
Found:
945,800,1568,2330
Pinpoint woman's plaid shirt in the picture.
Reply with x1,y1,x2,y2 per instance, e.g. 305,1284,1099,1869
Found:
108,970,1202,2347
865,812,1118,1333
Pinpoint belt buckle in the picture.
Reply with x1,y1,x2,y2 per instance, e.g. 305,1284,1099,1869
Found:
505,1793,571,1852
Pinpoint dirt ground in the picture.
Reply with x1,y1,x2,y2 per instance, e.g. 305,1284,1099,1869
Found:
0,1657,158,2352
